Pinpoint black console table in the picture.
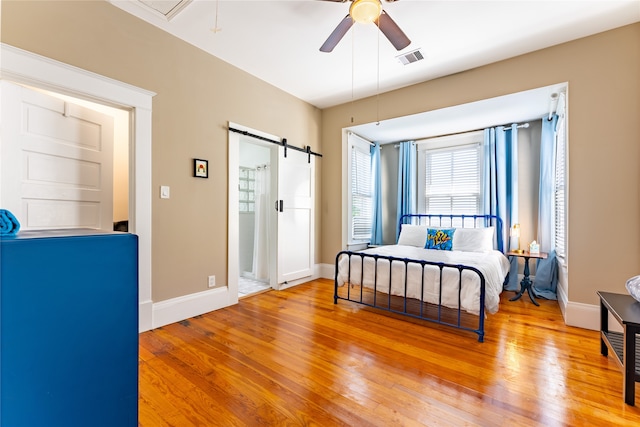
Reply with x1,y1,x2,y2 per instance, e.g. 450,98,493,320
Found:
597,291,640,406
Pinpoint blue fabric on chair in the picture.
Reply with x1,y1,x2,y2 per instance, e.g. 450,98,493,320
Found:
0,209,20,236
534,250,558,300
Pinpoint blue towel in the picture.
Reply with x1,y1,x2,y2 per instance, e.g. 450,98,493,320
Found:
0,209,20,236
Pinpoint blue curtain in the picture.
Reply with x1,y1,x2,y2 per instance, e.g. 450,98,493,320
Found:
396,141,416,238
370,142,383,245
483,124,520,290
533,115,559,300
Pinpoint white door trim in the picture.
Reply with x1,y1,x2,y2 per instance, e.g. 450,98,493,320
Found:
1,43,156,332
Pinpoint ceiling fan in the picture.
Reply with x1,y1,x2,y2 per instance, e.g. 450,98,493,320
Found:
319,0,411,53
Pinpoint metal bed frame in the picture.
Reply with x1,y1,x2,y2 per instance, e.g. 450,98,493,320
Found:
334,214,504,342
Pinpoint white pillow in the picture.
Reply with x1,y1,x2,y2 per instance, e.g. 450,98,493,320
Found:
397,224,429,247
452,227,495,252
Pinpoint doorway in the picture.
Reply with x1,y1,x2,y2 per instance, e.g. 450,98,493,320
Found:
1,43,155,331
238,138,275,297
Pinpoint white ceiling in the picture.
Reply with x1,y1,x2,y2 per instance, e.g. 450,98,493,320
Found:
109,0,639,141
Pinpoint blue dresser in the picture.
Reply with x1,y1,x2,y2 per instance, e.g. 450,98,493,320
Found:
1,229,138,427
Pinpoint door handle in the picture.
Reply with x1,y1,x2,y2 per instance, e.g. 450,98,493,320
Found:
274,200,283,212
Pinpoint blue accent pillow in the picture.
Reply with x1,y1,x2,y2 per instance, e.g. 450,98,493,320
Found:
425,228,455,250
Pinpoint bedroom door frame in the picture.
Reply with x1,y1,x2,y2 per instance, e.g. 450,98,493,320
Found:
0,43,156,332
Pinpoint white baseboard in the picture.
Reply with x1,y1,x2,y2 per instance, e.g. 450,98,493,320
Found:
151,286,231,329
139,300,153,332
318,263,334,280
564,300,600,331
556,282,568,319
563,297,622,333
147,263,331,330
557,282,620,332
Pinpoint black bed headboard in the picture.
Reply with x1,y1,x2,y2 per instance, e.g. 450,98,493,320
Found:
398,214,505,253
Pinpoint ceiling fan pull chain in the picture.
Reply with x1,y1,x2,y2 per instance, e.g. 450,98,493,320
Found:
376,20,380,126
211,0,221,33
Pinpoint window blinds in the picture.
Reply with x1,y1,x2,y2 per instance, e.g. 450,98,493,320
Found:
351,145,372,241
424,144,480,214
554,119,566,258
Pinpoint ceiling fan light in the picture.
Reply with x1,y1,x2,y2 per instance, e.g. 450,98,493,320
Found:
350,0,382,24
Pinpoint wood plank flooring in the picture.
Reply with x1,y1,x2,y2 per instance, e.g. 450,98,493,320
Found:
139,279,640,426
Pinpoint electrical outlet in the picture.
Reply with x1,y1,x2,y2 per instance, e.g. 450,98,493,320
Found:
208,275,215,288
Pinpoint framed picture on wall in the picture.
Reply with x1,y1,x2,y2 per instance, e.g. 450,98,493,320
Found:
194,159,208,178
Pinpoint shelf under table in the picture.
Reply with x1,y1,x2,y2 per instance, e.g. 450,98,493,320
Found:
602,331,640,379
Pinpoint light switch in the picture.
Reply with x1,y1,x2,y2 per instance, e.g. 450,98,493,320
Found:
160,186,170,199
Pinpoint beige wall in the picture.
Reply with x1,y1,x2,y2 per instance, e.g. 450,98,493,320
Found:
1,0,322,302
322,23,640,306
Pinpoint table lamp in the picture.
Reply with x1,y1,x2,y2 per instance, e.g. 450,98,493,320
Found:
510,224,523,253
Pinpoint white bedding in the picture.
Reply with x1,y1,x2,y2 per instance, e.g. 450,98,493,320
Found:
336,245,510,315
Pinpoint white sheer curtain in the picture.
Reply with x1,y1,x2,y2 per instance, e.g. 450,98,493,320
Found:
252,164,270,281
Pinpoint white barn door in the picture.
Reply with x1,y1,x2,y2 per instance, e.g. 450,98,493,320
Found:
0,81,114,230
276,146,315,285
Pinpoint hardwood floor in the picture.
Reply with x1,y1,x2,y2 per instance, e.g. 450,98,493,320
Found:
139,279,640,426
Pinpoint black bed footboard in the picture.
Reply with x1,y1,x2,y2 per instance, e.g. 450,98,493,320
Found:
334,251,487,342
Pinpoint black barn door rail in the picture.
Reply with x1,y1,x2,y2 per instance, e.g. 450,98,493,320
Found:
229,127,322,163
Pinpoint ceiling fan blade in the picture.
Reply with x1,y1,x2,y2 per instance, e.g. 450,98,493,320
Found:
320,15,354,52
375,10,410,51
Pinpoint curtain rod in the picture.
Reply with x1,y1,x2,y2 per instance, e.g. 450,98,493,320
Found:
229,127,322,161
432,122,530,139
507,122,530,130
389,122,530,148
348,131,375,147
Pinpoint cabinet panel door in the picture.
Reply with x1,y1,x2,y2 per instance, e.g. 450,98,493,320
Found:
0,231,138,427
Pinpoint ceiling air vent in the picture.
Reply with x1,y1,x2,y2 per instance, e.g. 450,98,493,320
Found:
137,0,192,20
396,49,424,65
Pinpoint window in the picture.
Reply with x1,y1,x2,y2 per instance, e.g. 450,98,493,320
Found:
348,133,373,243
417,132,483,216
554,114,567,259
239,167,255,213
